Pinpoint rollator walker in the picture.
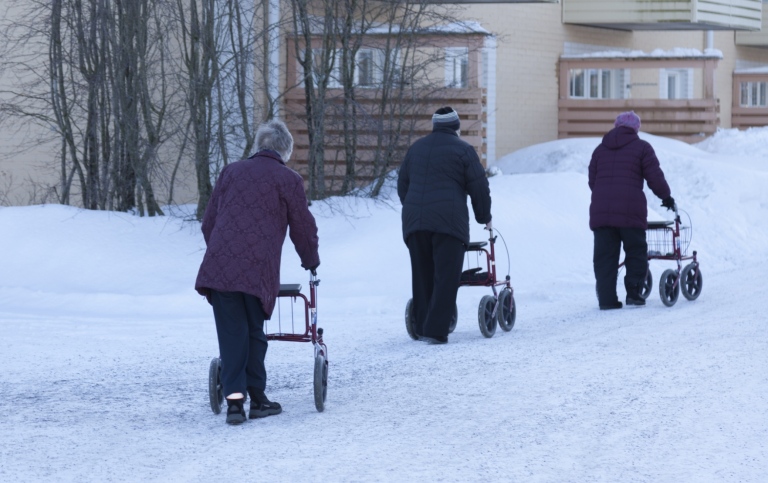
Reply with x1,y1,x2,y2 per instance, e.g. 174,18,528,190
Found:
405,227,516,339
620,204,703,307
208,271,329,414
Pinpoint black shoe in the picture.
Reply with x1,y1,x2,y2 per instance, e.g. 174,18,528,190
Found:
599,301,623,310
247,387,282,419
626,296,646,306
225,398,246,425
419,335,448,345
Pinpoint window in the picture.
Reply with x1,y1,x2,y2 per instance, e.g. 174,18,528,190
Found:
356,50,375,87
357,48,401,88
304,48,400,89
310,49,342,88
569,69,626,99
659,69,693,100
445,47,469,88
740,81,768,107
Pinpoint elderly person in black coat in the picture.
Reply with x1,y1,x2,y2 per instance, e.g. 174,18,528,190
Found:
397,106,492,344
589,111,674,310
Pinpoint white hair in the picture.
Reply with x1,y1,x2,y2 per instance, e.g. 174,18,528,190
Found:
256,119,294,161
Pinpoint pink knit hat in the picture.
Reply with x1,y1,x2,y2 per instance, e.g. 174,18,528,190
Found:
614,111,641,132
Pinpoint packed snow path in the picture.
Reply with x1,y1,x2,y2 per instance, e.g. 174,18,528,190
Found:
1,260,765,482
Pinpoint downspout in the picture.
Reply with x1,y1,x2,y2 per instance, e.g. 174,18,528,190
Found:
268,0,280,119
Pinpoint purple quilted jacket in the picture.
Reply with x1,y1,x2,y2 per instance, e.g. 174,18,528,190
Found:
588,126,671,230
195,150,320,318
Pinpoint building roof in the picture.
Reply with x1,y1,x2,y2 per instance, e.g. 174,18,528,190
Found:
561,47,723,60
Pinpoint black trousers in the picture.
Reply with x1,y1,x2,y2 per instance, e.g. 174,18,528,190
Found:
593,227,648,304
211,290,269,398
406,231,465,338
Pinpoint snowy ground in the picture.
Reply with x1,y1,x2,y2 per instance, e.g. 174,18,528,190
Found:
1,128,767,482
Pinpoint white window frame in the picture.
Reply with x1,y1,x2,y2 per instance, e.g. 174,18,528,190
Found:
356,49,376,87
306,48,342,89
569,68,628,99
445,47,469,88
740,81,768,107
304,48,401,89
356,48,399,88
659,68,693,100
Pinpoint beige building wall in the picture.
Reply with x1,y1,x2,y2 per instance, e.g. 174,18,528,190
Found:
0,120,57,205
0,2,200,208
465,3,768,163
0,2,59,205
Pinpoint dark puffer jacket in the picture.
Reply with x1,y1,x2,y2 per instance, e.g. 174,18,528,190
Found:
397,126,491,244
195,150,320,318
588,126,671,230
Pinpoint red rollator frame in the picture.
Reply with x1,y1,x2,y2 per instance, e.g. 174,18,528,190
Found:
620,204,703,307
208,272,329,415
404,227,516,339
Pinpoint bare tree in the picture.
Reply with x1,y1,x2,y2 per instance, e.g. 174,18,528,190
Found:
289,0,343,201
0,0,180,214
287,0,476,200
1,0,266,218
173,0,267,219
175,0,215,220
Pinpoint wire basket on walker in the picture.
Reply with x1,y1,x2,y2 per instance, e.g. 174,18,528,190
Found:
404,227,516,339
621,204,703,307
208,271,329,414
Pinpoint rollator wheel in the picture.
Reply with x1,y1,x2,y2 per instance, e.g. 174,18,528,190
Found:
680,263,703,301
659,269,680,307
448,304,458,334
405,298,418,340
639,269,653,300
497,288,516,332
477,295,497,338
313,352,328,412
208,357,223,414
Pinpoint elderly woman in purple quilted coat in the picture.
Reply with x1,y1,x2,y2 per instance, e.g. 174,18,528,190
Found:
195,120,319,425
589,111,674,310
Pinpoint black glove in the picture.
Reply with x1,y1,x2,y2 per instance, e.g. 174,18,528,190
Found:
308,262,320,275
661,196,675,211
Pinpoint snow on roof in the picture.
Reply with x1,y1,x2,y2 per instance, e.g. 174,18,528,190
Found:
366,20,489,35
305,19,489,36
562,47,723,60
734,66,768,74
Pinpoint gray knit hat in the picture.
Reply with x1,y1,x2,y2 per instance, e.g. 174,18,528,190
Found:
432,106,460,131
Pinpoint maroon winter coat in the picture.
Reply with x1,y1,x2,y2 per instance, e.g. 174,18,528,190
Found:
588,126,671,230
195,150,320,318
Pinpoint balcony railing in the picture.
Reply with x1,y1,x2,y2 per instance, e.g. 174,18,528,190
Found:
563,0,762,31
559,56,721,143
732,72,768,128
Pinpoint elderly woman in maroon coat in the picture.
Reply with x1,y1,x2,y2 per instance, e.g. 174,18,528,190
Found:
589,111,674,310
195,120,320,425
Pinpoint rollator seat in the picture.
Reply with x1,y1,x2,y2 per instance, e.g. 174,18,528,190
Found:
647,221,673,229
466,241,487,250
278,284,302,296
